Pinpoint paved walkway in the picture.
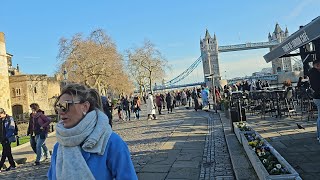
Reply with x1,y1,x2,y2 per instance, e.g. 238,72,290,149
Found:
245,112,320,180
0,105,236,180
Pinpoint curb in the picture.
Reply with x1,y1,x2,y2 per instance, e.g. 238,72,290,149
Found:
218,111,258,180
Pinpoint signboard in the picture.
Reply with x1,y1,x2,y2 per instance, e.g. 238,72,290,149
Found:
264,16,320,63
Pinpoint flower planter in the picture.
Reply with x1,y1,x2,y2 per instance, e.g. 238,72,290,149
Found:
241,133,301,180
233,122,254,144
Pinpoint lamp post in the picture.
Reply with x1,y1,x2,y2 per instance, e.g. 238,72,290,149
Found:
63,68,67,86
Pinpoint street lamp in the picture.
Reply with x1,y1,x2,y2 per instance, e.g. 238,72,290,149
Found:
63,68,68,86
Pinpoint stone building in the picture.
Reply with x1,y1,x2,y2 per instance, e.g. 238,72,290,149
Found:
9,75,61,119
1,32,61,119
0,32,13,115
200,30,221,86
268,23,293,74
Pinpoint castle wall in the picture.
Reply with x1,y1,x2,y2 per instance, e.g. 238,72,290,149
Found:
0,32,12,115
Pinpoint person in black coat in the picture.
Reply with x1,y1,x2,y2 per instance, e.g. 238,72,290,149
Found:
309,59,320,142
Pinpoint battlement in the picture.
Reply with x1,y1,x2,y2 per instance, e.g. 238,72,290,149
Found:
0,32,5,43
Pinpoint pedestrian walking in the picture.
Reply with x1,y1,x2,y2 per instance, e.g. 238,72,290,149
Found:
309,59,320,143
0,108,16,172
133,96,141,119
48,83,137,180
146,93,156,120
123,95,131,120
155,93,163,115
28,103,51,166
166,92,174,113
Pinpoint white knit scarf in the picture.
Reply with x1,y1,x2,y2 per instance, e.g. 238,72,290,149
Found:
55,109,112,180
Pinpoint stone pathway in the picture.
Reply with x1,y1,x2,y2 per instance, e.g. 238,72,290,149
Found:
0,106,237,180
200,113,235,180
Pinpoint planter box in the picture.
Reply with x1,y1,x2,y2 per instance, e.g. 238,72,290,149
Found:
241,133,301,180
233,122,254,144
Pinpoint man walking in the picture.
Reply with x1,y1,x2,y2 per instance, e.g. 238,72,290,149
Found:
0,108,16,172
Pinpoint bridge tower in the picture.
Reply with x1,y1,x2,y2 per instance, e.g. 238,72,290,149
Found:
200,30,221,87
269,23,293,74
0,32,12,115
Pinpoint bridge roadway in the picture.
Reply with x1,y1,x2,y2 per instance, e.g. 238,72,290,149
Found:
0,104,241,180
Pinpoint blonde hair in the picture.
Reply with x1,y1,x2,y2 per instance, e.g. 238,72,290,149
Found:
56,83,102,112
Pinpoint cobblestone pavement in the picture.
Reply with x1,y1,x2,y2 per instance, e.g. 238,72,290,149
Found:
0,106,199,179
0,106,235,180
199,113,235,180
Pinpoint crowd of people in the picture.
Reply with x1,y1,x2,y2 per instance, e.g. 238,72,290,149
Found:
0,59,319,177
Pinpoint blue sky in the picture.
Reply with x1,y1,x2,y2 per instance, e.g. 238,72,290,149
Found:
1,0,320,83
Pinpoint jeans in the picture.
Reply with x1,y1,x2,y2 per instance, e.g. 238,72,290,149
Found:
0,140,16,168
314,99,320,139
135,109,140,119
30,135,48,155
35,134,49,162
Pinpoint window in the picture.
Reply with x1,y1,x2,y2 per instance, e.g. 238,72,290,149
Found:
34,87,37,93
15,88,21,97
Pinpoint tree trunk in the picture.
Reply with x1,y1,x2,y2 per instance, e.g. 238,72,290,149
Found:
149,71,152,94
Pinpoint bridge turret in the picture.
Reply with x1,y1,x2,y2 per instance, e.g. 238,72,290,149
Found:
269,23,293,74
268,32,272,41
285,27,289,37
200,30,221,88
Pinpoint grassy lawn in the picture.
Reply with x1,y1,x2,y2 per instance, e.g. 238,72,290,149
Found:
0,136,30,151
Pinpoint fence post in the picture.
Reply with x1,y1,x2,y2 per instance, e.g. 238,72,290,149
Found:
16,136,20,146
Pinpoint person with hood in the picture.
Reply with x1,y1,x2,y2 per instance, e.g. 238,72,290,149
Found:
0,108,16,172
48,83,137,180
28,103,51,165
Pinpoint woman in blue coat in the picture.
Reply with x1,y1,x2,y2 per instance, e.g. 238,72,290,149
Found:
47,84,137,180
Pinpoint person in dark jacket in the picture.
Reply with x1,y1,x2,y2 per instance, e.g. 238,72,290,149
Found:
166,92,174,113
101,96,113,127
309,59,320,143
0,108,16,172
28,103,51,165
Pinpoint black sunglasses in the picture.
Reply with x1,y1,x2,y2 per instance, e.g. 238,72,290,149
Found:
55,100,81,113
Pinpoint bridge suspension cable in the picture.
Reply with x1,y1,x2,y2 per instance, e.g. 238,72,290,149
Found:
164,56,202,86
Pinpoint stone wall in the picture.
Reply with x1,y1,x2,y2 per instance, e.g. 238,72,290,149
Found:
0,32,12,115
9,75,61,119
47,77,61,114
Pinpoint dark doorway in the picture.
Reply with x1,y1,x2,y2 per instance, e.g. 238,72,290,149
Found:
12,104,23,120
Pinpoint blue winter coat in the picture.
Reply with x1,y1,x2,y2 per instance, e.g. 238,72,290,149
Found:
47,132,138,180
1,115,16,141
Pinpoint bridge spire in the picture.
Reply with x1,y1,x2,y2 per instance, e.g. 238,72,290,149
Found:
274,22,283,34
213,33,217,41
205,29,211,39
285,27,289,37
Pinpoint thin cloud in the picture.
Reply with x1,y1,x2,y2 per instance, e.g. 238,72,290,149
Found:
167,42,184,48
285,0,315,20
23,56,41,59
220,56,271,79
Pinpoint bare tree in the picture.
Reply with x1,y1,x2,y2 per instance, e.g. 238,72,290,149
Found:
126,40,168,94
57,29,133,95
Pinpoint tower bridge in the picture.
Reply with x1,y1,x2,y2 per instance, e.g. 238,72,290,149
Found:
155,23,295,91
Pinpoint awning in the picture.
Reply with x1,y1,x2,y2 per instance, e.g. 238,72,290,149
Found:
264,16,320,63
